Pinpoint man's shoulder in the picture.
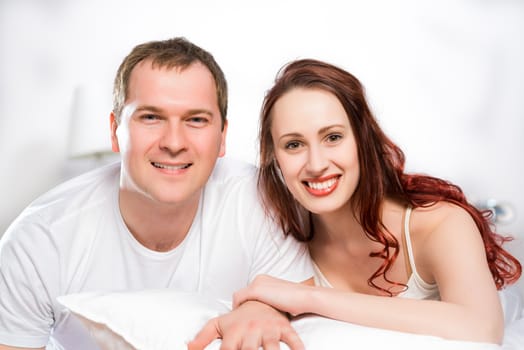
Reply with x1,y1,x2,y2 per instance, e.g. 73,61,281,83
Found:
202,157,261,209
208,157,257,184
0,162,122,273
9,162,120,230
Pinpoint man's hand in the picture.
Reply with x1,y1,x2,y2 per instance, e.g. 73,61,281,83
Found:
187,300,303,350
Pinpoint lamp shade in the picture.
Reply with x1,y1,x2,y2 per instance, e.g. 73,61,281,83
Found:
67,83,113,159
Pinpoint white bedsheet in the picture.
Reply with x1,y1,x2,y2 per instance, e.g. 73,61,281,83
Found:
57,287,523,350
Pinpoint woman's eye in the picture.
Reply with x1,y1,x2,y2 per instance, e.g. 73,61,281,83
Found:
285,141,301,149
326,133,342,142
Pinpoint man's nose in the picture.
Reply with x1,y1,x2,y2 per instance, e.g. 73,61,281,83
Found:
159,121,187,155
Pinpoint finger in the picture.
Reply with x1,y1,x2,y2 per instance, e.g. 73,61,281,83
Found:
260,328,282,350
187,319,221,350
231,326,262,350
232,288,248,309
220,320,263,350
232,289,263,309
301,277,315,286
219,323,246,350
279,327,304,350
262,339,282,350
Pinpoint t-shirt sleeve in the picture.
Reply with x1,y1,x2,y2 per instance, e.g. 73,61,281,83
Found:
248,217,313,283
0,217,56,348
232,174,313,283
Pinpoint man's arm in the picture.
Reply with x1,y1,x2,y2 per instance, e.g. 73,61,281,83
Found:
188,300,303,350
0,220,56,349
0,345,44,350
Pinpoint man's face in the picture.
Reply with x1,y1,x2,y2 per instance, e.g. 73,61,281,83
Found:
111,60,227,207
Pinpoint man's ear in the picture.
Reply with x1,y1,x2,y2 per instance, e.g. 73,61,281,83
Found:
110,112,120,152
219,119,228,157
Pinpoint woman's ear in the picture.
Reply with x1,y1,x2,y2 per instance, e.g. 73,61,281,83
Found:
273,158,284,181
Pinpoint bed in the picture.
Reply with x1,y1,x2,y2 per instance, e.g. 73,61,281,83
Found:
58,284,524,350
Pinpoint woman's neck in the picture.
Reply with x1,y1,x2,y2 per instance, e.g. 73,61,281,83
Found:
311,202,363,244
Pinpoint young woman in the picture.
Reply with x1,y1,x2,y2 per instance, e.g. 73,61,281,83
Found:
234,59,522,344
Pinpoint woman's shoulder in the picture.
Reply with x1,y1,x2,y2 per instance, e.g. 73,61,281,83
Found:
382,199,475,238
412,201,473,225
410,201,479,245
407,201,481,284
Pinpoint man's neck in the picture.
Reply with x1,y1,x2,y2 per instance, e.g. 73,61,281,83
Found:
118,190,201,252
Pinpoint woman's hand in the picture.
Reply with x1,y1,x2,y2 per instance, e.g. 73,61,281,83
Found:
233,275,315,317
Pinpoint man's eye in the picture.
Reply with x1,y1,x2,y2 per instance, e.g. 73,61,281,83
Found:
188,116,208,123
140,114,160,121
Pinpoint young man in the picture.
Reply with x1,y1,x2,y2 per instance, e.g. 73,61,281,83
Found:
0,37,312,350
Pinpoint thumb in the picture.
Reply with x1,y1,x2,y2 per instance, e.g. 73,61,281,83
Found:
232,288,247,309
301,277,315,286
187,318,221,350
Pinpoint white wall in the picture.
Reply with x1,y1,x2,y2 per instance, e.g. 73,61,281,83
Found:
1,0,523,267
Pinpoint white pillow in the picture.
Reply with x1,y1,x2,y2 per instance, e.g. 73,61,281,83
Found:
57,289,229,350
290,315,501,350
499,285,523,325
58,289,502,350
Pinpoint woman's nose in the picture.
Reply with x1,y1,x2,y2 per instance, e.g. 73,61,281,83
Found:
305,145,329,175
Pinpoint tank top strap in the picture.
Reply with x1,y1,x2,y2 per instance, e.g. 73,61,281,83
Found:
403,206,417,278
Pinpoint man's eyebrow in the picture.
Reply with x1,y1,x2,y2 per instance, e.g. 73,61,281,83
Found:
134,106,214,117
183,109,214,117
135,105,163,113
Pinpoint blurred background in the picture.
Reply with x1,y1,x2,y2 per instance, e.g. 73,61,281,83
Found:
0,0,523,268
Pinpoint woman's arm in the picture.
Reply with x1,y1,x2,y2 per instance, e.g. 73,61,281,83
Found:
234,206,504,344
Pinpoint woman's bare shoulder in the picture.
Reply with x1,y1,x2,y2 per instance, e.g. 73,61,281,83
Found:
411,201,475,236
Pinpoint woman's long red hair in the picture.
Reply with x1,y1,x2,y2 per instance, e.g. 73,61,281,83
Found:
258,59,521,293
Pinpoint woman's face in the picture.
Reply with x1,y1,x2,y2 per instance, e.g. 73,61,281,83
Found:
270,87,360,216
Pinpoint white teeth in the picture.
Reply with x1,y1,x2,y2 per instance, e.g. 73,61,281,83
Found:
152,162,190,170
307,177,337,190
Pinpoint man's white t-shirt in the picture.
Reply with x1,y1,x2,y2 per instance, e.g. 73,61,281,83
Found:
0,158,312,349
